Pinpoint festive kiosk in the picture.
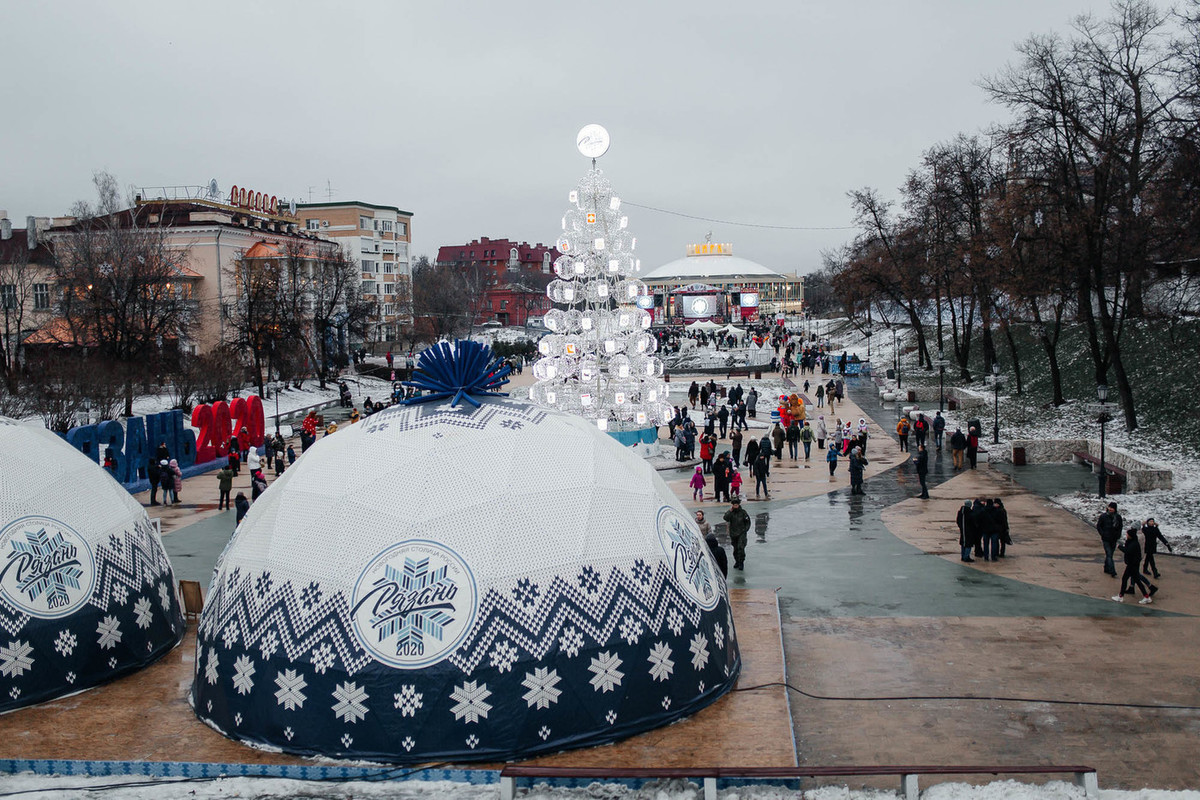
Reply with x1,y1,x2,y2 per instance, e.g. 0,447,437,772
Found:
191,341,741,762
0,417,185,712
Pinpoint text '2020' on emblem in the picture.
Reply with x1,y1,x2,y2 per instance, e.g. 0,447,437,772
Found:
656,506,720,611
0,516,97,619
350,540,478,669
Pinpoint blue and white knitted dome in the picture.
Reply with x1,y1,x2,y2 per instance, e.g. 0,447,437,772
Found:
191,342,741,762
0,417,185,711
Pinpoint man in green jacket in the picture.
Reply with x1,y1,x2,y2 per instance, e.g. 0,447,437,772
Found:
723,496,752,570
217,466,234,510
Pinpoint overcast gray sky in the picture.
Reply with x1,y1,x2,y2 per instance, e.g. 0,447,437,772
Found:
2,0,1122,276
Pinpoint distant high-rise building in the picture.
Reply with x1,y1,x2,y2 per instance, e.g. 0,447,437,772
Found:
296,201,414,346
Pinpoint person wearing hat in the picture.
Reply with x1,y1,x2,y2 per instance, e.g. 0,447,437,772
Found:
723,496,752,570
158,459,175,505
147,457,162,506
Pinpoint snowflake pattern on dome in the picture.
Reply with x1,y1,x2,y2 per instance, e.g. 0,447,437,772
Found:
361,399,549,438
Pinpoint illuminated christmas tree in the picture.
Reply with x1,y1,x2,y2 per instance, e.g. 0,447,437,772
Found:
529,126,672,431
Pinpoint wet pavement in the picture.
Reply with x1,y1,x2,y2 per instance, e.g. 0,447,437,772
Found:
994,460,1099,496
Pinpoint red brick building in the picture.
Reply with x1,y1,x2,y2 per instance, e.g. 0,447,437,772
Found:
435,236,554,326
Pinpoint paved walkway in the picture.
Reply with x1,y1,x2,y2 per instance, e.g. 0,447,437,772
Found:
130,371,1200,788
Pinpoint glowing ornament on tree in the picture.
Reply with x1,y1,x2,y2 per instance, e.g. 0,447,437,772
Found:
531,126,673,431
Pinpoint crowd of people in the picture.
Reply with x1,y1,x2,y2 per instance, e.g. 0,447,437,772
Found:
1096,501,1173,604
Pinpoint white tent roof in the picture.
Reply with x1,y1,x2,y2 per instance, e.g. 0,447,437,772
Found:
643,254,791,282
685,320,724,331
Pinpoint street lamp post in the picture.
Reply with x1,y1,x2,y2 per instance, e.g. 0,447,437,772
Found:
991,362,1002,444
865,328,872,361
936,348,948,412
1097,383,1111,498
274,381,281,435
893,328,900,390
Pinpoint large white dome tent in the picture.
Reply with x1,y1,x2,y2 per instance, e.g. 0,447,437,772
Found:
191,341,741,762
0,417,186,712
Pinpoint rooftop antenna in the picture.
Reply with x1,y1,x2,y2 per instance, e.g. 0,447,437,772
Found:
307,186,316,202
325,179,334,201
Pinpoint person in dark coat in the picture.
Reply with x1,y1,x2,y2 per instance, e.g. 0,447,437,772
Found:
914,444,929,499
995,498,1011,557
723,496,751,570
1115,527,1156,603
932,411,946,451
250,469,268,501
155,441,170,464
966,427,980,469
744,437,760,471
949,427,967,470
717,404,730,438
712,454,732,503
957,501,975,562
158,460,175,505
848,446,868,495
1096,501,1123,577
752,454,770,499
971,498,990,558
234,492,250,526
706,533,729,578
147,458,162,506
730,428,744,467
1141,518,1172,578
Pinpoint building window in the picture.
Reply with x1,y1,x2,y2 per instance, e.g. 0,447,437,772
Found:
306,218,320,230
383,262,394,274
362,280,376,294
360,216,372,230
396,242,408,259
362,260,377,273
501,300,508,310
0,284,14,310
380,220,393,233
398,222,407,236
33,283,50,310
383,282,394,296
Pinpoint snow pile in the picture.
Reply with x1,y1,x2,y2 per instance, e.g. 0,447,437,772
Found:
2,773,1198,799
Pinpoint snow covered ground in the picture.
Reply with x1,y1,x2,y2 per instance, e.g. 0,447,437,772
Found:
825,322,1200,556
1,773,1196,799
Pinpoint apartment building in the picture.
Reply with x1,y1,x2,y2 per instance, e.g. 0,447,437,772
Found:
295,201,413,346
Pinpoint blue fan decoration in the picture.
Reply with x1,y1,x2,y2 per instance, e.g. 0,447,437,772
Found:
402,340,511,409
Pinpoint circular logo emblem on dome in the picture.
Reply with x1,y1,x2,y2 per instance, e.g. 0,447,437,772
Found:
0,516,96,619
350,540,478,669
655,506,720,611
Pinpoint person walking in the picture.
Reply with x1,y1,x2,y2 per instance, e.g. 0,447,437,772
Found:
700,434,716,474
688,381,700,409
815,383,825,407
771,423,785,463
147,458,162,506
730,428,743,468
949,427,966,470
815,415,827,451
216,465,234,510
746,388,758,419
785,421,800,461
932,411,946,451
1096,501,1123,577
1141,518,1172,578
896,416,911,452
694,509,711,538
690,466,706,501
712,454,731,503
730,468,743,498
913,414,929,449
995,498,1011,557
826,442,839,482
966,426,979,469
915,444,929,499
800,422,815,463
723,496,751,570
674,426,688,462
1114,527,1157,603
234,492,250,526
848,446,868,495
717,404,729,439
752,453,770,499
956,500,976,562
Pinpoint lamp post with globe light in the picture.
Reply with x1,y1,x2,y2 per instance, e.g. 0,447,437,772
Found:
1097,384,1112,498
934,348,950,412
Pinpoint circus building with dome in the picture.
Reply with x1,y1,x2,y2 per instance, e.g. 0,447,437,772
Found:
640,241,803,325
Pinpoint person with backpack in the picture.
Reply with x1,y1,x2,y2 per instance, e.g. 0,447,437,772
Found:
966,426,980,469
896,416,911,452
932,411,946,451
799,422,815,463
913,414,929,449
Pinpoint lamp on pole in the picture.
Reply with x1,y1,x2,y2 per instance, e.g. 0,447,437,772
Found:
935,348,948,412
1097,383,1111,498
991,362,1002,444
893,328,900,390
274,380,281,435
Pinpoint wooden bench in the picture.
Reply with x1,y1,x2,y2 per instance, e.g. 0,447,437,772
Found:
1072,450,1127,492
727,368,754,379
499,764,1098,800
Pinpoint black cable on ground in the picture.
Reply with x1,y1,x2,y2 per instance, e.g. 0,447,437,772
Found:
736,681,1200,711
0,761,452,797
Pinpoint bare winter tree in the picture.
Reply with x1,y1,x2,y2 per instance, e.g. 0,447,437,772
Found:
412,256,472,341
51,172,198,415
0,234,40,387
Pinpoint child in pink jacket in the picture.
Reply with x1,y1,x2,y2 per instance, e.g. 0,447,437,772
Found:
689,465,706,501
730,469,743,498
